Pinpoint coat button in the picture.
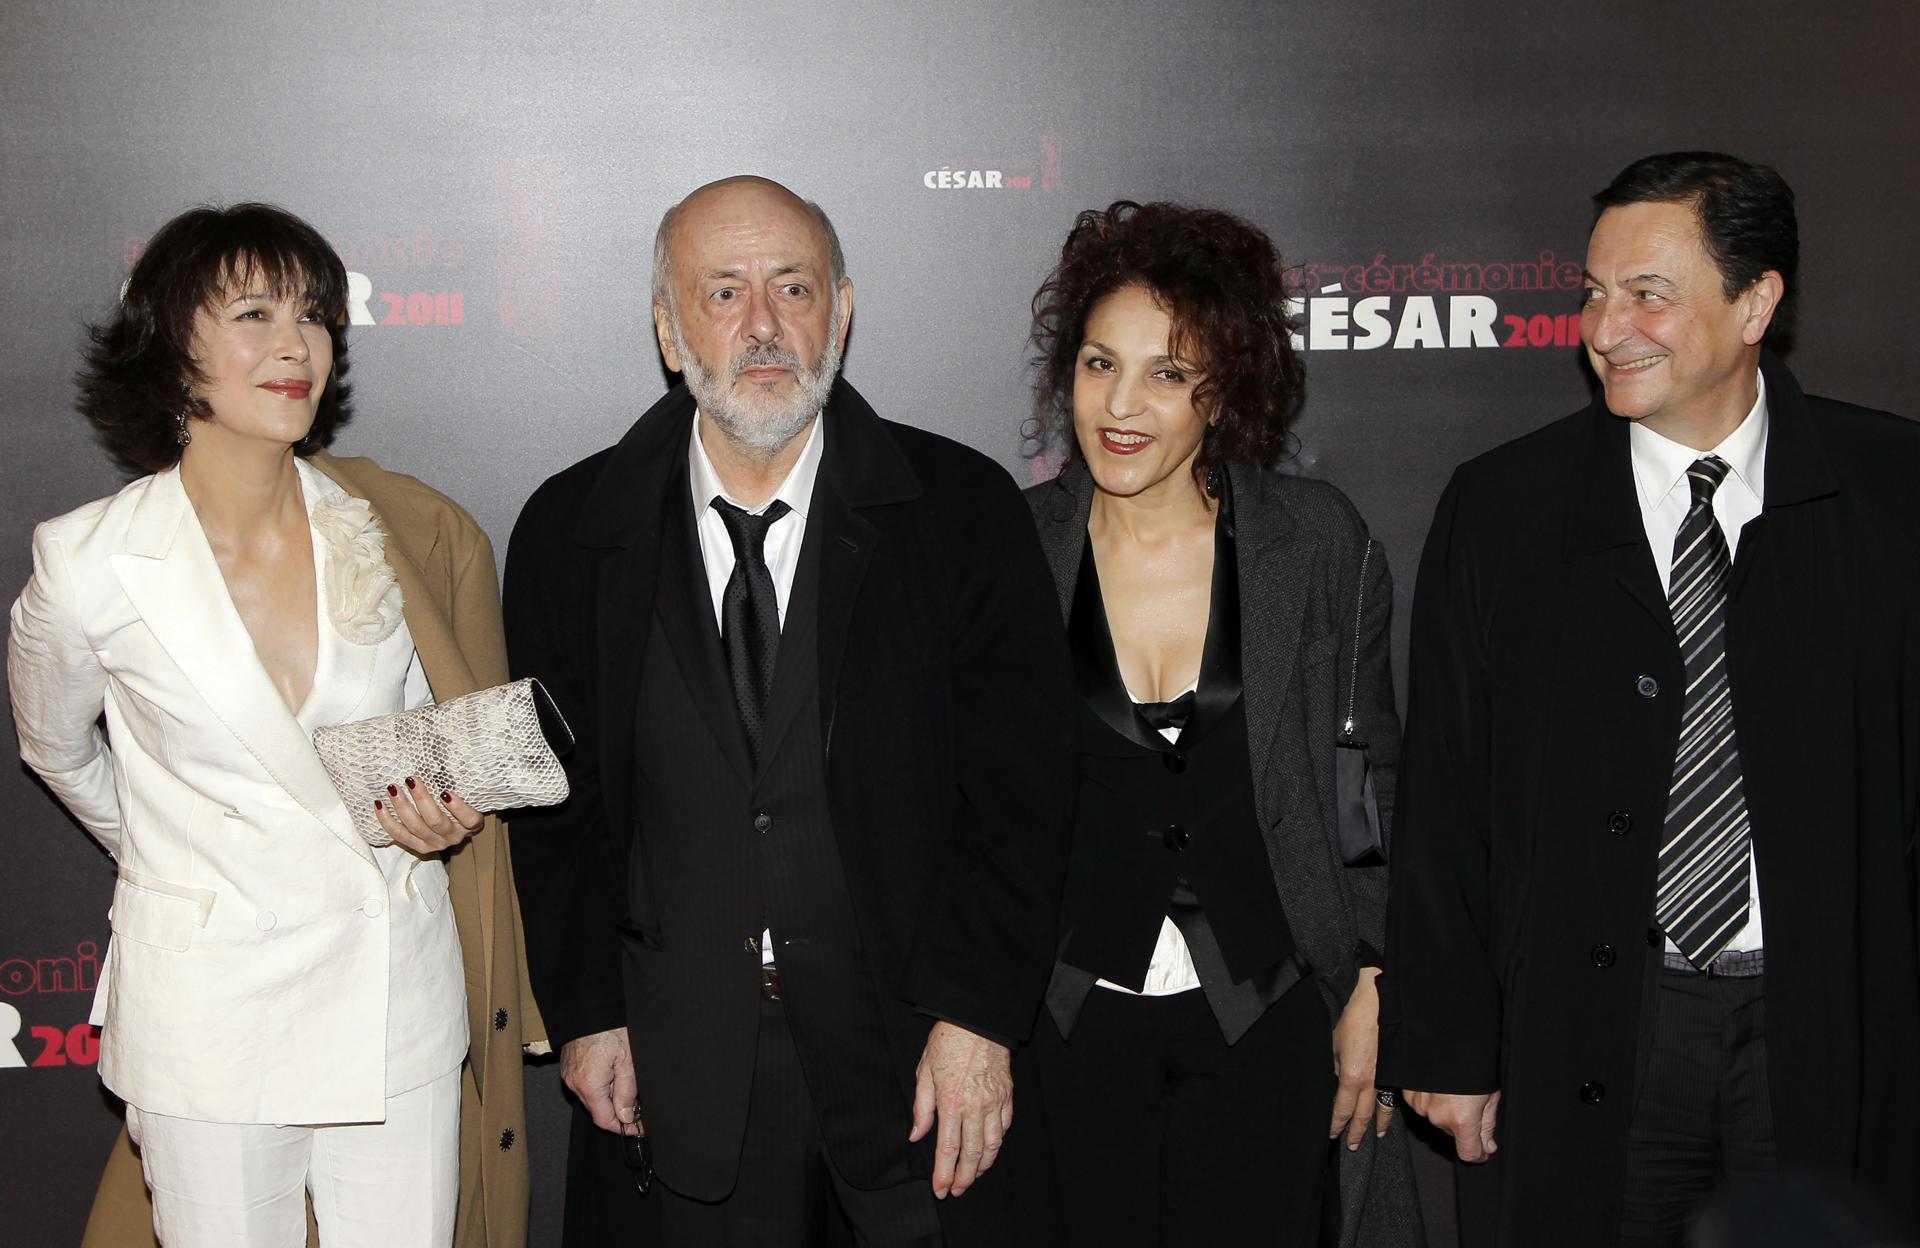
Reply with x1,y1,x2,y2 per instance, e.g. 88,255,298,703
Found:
254,910,277,932
493,1007,509,1031
362,898,384,918
1636,675,1660,698
1590,944,1616,968
1646,927,1662,948
1607,811,1632,835
1580,1081,1606,1104
1162,824,1190,851
1163,753,1187,774
753,813,773,833
498,1128,516,1151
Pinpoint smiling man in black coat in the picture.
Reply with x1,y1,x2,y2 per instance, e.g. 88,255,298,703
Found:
1381,152,1920,1246
504,176,1075,1247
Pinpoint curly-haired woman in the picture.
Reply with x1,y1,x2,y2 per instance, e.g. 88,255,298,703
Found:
9,202,544,1247
1022,201,1424,1246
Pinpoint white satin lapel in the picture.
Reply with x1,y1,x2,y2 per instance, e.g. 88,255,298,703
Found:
296,464,379,733
108,469,375,867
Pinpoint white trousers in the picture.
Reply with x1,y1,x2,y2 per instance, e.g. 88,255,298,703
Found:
124,1066,460,1248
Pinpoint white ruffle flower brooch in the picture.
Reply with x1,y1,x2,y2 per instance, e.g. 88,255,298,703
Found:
310,494,405,646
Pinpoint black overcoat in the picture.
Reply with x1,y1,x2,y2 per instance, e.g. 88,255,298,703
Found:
1378,353,1920,1243
504,380,1077,1239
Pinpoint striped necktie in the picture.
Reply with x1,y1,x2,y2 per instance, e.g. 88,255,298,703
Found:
1656,456,1751,967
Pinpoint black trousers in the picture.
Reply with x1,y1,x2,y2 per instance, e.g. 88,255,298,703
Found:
1617,970,1774,1248
1031,982,1334,1247
635,995,942,1248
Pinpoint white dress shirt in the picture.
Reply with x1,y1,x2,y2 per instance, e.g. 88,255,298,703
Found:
1628,371,1768,954
688,410,826,965
1095,684,1204,997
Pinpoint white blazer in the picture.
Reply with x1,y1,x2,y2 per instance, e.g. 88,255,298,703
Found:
7,460,466,1125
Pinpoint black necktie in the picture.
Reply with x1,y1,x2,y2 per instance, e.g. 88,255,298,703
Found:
1656,456,1752,967
710,498,791,762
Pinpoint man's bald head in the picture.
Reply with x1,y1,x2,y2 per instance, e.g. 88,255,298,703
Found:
650,175,846,309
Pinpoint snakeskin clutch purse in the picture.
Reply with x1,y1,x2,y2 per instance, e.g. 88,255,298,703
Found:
312,678,573,847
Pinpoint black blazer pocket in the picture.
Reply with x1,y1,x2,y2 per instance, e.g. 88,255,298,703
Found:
616,919,665,951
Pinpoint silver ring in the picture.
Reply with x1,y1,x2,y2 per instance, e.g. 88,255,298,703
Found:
1375,1088,1397,1109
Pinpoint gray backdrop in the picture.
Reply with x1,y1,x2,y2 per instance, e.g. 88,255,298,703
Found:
4,2,1917,1243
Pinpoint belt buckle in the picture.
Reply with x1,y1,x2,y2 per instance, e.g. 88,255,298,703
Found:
1705,948,1764,978
761,964,783,1001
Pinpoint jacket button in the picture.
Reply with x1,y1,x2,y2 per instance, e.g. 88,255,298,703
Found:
753,813,773,833
1162,824,1190,851
1163,753,1187,774
1580,1081,1605,1104
493,1007,509,1031
254,911,277,932
362,898,384,918
1590,944,1616,968
498,1128,516,1151
1636,675,1660,698
1607,811,1632,835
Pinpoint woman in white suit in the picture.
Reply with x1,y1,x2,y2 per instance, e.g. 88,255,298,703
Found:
9,204,486,1246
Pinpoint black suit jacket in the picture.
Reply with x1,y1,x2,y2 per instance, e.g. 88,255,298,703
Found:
1379,353,1920,1243
505,380,1076,1202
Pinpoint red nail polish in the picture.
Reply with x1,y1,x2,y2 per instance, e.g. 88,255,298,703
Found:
387,784,398,797
440,791,452,804
374,799,384,811
405,777,416,790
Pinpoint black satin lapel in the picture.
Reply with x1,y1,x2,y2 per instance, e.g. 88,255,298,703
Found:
1183,481,1243,744
654,471,755,785
1069,542,1172,754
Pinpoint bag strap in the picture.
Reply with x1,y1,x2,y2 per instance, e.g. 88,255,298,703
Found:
1341,539,1373,740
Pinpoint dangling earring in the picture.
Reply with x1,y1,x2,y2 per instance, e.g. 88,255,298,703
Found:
174,411,191,447
1204,462,1223,499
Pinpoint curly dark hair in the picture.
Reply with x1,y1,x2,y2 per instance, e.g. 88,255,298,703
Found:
1594,151,1798,343
1028,200,1305,486
77,202,353,475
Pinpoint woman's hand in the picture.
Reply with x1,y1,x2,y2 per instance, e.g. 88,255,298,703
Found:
372,779,484,854
1329,966,1393,1150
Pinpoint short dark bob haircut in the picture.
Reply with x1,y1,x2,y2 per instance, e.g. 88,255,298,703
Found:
1029,200,1304,488
77,202,353,475
1594,151,1798,343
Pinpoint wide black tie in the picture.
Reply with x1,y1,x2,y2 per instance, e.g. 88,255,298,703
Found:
1656,456,1752,968
711,498,791,762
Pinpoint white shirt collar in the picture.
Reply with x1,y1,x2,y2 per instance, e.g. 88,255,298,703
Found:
688,409,826,519
1629,370,1769,515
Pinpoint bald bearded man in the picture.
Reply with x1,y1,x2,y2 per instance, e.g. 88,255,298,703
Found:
505,176,1076,1247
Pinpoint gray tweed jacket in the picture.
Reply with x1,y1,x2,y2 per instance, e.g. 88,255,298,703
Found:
1025,458,1426,1248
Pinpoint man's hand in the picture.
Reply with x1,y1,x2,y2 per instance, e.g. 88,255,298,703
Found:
1329,968,1393,1150
908,1021,1013,1199
1404,1089,1501,1162
561,1027,640,1137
